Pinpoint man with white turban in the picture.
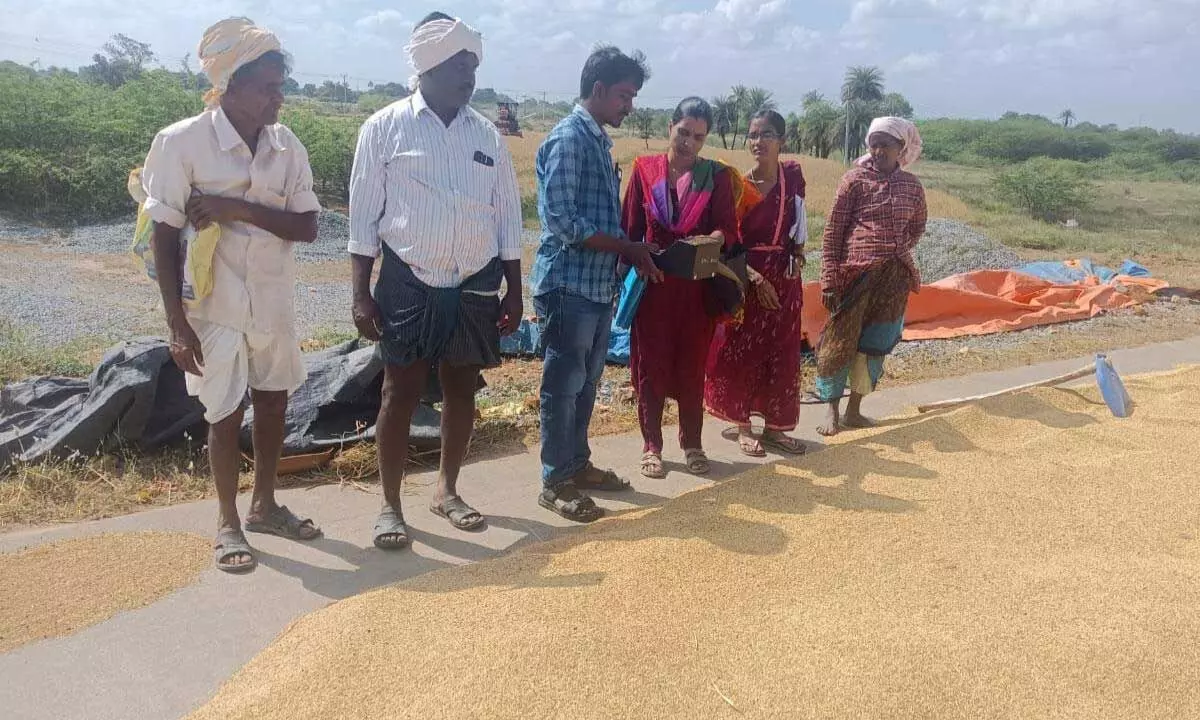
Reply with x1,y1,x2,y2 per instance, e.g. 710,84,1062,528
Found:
347,11,523,548
815,116,927,436
141,17,323,573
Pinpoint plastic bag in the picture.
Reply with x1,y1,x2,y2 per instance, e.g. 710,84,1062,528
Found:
126,168,220,306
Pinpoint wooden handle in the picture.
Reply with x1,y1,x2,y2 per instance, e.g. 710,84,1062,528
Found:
917,366,1095,413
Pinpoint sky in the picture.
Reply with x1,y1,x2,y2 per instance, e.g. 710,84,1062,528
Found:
3,0,1200,131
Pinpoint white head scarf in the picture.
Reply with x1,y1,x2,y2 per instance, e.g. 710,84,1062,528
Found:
198,17,282,107
405,17,483,90
857,116,923,170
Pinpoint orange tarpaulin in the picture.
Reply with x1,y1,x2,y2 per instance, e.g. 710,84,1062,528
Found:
799,270,1168,343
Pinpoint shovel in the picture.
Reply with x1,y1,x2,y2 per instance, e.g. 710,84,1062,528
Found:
917,353,1132,417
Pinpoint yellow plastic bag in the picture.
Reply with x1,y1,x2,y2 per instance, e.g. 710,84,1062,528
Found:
126,167,220,306
184,220,220,303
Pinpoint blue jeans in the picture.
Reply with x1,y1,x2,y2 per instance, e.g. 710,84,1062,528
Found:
535,288,612,489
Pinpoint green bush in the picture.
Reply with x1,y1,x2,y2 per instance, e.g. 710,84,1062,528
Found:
993,158,1096,222
920,117,1199,181
0,66,202,220
521,193,539,226
279,107,359,203
0,64,367,219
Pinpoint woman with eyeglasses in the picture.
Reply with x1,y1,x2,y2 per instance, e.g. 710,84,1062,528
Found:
621,96,741,479
705,109,809,457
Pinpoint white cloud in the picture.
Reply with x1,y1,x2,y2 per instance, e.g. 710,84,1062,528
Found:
616,0,659,14
715,0,787,24
777,25,822,51
661,0,790,53
543,31,577,53
355,10,405,31
661,12,707,35
5,0,1200,131
893,51,941,73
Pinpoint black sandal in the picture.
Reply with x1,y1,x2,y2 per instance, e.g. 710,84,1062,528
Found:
572,463,632,492
430,495,486,531
373,506,410,550
538,483,603,523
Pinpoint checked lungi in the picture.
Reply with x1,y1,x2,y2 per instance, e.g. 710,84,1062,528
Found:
374,244,504,369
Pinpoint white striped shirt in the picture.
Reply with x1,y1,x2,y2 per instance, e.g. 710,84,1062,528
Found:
347,90,522,288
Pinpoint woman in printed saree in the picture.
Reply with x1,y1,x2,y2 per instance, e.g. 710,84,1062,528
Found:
816,116,927,436
705,110,809,457
622,96,741,479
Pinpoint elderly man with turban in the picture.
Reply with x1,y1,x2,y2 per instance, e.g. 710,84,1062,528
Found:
347,12,523,548
815,116,927,436
140,17,323,573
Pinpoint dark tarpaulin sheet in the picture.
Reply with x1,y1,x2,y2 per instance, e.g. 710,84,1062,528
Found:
0,337,443,469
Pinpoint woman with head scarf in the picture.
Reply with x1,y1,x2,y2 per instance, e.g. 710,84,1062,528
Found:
816,116,927,436
621,96,742,478
704,109,809,457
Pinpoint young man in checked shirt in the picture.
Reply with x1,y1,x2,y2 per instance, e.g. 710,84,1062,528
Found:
530,46,662,523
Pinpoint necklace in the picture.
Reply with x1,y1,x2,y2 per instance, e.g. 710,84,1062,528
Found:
747,167,778,188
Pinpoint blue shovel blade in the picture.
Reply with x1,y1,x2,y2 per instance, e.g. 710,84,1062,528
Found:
1094,354,1133,418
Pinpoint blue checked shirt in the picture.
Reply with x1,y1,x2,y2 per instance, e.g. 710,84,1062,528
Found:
530,105,624,304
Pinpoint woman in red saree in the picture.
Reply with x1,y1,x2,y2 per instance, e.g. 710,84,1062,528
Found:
705,110,808,457
622,97,741,479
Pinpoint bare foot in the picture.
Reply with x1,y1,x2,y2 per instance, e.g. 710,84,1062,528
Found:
842,412,875,429
817,404,840,437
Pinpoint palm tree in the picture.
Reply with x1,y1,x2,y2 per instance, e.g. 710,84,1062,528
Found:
842,66,885,105
841,66,886,162
800,99,841,158
802,90,825,110
729,84,750,148
740,87,777,147
785,112,802,153
711,96,736,149
1059,109,1076,128
879,92,914,119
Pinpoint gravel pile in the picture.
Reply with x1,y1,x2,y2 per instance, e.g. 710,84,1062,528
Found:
8,209,542,261
295,212,351,262
914,218,1021,282
0,211,356,262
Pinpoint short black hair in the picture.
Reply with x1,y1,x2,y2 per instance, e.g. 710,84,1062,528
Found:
579,45,650,100
416,11,455,30
751,109,786,138
229,50,291,87
672,96,713,132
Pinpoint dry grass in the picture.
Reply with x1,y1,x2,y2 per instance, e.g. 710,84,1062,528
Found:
919,161,1200,287
1,444,218,531
0,531,209,653
187,366,1200,720
0,320,110,385
503,133,975,228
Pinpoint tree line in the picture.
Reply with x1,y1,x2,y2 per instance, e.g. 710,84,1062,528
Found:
2,34,1198,222
627,66,915,161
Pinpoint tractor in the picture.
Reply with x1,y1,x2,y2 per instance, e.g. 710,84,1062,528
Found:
495,101,523,137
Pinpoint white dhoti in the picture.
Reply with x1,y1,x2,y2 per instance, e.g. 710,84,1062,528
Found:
185,319,306,424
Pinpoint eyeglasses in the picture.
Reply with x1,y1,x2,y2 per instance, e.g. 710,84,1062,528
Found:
746,132,780,141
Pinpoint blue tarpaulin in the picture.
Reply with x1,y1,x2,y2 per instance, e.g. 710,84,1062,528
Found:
500,319,631,365
1016,258,1152,285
